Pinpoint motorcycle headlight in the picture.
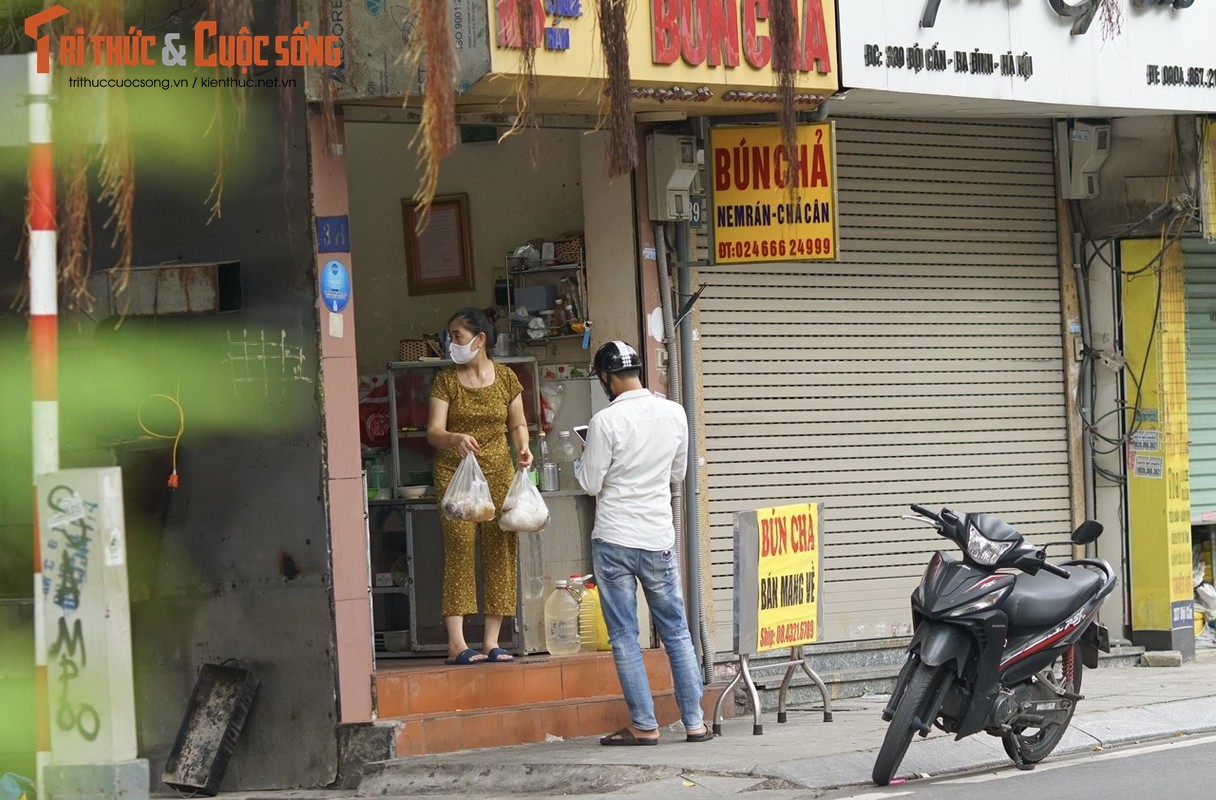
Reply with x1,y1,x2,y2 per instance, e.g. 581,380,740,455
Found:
945,587,1010,618
966,525,1015,566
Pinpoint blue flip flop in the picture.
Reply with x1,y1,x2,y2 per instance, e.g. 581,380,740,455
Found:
485,647,515,662
445,648,488,665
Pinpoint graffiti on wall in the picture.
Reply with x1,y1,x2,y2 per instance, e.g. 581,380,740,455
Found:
42,484,102,742
224,329,314,394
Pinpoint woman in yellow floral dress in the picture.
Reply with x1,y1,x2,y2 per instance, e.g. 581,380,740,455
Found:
427,308,532,664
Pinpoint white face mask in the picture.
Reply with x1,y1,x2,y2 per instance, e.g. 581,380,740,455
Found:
449,337,480,365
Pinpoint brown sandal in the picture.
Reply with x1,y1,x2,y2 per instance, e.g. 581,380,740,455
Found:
600,727,659,746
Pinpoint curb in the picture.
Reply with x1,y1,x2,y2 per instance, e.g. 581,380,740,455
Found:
353,696,1216,796
356,762,681,797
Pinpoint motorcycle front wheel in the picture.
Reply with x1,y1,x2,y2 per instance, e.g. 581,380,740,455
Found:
1001,642,1083,765
872,661,949,786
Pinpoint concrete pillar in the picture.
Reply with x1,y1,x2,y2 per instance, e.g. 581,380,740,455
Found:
35,468,148,800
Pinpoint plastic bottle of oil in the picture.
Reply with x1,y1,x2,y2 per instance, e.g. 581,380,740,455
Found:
544,579,581,656
576,576,611,652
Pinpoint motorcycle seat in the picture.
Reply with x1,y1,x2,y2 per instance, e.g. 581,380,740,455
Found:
1005,564,1103,628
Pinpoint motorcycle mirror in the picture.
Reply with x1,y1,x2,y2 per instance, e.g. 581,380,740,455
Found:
1071,520,1104,546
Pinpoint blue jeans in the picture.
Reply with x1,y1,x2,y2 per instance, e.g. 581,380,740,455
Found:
592,539,704,732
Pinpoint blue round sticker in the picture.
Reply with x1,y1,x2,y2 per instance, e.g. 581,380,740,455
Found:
321,260,351,313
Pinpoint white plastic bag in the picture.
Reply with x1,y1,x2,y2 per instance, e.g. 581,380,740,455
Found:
441,452,496,522
499,469,550,532
1197,583,1216,616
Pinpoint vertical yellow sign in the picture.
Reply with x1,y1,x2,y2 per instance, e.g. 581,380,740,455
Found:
709,124,839,264
1122,239,1192,641
755,503,821,652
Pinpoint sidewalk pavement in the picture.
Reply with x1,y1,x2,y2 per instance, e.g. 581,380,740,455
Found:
341,647,1216,798
204,648,1216,800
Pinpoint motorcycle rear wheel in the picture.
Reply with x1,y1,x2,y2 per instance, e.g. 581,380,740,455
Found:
1001,642,1083,765
872,661,948,786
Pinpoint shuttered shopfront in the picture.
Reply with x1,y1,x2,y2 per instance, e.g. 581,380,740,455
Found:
1185,239,1216,523
698,117,1071,652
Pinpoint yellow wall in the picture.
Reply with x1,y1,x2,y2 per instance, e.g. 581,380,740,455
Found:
1122,238,1192,640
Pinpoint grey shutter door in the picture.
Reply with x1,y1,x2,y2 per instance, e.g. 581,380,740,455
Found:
699,117,1068,651
1185,240,1216,522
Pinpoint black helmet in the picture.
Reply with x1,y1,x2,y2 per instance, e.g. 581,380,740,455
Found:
592,341,643,375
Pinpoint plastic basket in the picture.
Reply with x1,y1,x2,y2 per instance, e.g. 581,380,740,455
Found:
398,339,431,361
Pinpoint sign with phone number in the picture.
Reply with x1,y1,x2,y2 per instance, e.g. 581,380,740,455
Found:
718,237,835,261
710,123,839,264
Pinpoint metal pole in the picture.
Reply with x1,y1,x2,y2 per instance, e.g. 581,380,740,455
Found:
28,49,58,793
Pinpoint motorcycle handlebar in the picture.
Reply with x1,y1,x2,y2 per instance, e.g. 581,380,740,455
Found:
1040,561,1071,579
910,503,940,521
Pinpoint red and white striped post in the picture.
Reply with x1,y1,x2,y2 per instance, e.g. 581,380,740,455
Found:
28,49,58,792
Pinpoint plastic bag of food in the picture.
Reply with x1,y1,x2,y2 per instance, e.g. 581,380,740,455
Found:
441,452,496,522
499,469,550,532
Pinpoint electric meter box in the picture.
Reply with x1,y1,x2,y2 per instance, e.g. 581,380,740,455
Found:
1057,119,1111,200
646,133,699,221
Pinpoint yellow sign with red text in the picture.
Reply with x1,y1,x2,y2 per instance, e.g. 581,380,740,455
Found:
710,123,838,264
755,503,821,652
487,0,839,96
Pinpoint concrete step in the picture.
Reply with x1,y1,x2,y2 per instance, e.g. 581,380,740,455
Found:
388,690,676,756
370,650,733,759
374,650,670,719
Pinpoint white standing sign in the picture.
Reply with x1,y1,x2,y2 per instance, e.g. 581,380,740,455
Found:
37,468,138,765
839,0,1216,112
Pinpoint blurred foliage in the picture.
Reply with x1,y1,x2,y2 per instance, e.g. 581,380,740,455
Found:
0,601,35,779
1,317,316,458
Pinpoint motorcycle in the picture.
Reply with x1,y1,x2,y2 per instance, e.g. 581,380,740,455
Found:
872,504,1117,786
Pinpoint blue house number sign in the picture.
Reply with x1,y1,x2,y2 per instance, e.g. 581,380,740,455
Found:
321,260,351,313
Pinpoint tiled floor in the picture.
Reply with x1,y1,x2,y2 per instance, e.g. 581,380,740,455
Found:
375,650,693,755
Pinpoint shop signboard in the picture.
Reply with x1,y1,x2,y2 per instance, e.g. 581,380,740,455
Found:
486,0,840,103
304,0,492,101
733,502,822,655
839,0,1216,113
709,123,839,264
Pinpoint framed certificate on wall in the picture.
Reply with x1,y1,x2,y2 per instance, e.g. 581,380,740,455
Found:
401,193,474,295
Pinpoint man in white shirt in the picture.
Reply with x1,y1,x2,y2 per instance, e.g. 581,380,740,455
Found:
575,341,713,746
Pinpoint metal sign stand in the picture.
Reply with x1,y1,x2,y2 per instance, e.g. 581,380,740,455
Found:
711,646,833,736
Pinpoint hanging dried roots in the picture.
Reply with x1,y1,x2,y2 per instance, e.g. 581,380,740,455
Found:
599,0,635,178
56,0,134,311
1098,0,1123,41
498,0,540,168
411,0,457,231
770,0,798,198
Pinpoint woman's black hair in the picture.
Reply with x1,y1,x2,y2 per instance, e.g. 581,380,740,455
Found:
447,307,497,345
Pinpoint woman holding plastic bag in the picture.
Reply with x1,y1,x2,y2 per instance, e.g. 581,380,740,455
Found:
499,469,550,532
427,308,533,665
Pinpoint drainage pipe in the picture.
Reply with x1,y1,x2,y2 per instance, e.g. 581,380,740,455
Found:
674,220,714,683
655,225,684,574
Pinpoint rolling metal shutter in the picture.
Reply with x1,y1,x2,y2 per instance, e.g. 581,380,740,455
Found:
1185,240,1216,523
699,117,1069,652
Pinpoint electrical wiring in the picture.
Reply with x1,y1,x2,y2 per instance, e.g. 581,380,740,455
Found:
138,380,185,489
1069,142,1200,493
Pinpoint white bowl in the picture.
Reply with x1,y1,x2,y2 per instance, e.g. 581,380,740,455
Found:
382,630,409,652
397,485,428,499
